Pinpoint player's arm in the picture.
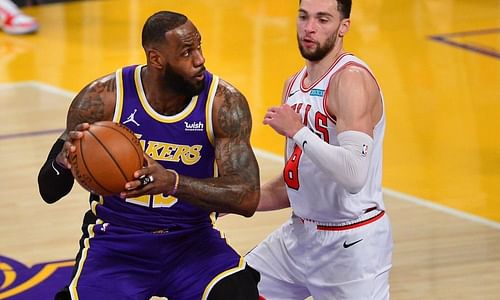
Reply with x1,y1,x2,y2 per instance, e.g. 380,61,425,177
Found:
256,174,290,211
256,78,292,211
178,79,260,216
37,74,117,203
121,80,260,217
291,65,381,193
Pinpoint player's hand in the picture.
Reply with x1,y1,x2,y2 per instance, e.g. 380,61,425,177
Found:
263,104,304,138
58,123,91,169
120,154,177,198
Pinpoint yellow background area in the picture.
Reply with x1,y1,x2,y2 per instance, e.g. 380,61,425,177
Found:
1,0,499,221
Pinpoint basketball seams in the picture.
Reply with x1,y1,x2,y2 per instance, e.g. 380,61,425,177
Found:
79,132,115,195
75,133,110,193
87,127,131,184
92,122,143,172
70,121,144,196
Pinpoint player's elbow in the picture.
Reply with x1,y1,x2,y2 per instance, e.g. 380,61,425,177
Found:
38,178,70,204
332,153,371,194
37,167,74,204
340,171,368,194
39,192,61,204
38,182,64,204
239,189,260,217
344,181,364,194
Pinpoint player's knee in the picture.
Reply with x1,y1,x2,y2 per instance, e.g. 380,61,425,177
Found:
207,264,260,300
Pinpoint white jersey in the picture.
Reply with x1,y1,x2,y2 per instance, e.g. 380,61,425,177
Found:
284,53,385,222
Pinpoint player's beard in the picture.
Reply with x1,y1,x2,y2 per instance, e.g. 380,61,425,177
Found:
298,31,337,62
163,65,205,98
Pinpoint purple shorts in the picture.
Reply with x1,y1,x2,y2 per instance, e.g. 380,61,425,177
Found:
68,222,244,300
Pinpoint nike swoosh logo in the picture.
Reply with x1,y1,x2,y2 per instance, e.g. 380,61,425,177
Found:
288,90,299,97
51,160,60,176
302,140,307,150
343,239,363,248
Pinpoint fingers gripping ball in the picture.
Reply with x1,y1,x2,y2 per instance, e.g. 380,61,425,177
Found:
69,121,144,196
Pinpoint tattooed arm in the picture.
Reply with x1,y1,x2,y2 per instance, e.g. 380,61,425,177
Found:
57,74,117,168
37,74,117,203
121,79,260,217
179,79,260,216
64,75,116,137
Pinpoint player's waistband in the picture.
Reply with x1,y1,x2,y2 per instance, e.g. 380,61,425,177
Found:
295,207,385,231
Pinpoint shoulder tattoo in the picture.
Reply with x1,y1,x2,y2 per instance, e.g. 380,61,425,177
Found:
67,77,116,130
215,80,251,139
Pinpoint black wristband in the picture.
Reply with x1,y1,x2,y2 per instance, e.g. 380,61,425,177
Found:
37,139,75,203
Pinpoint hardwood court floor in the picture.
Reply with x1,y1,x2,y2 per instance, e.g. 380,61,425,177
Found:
1,82,499,299
0,0,499,299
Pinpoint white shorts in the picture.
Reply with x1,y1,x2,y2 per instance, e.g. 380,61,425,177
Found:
245,210,393,300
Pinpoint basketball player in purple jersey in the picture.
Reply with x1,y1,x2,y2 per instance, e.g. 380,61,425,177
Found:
38,11,260,300
245,0,393,299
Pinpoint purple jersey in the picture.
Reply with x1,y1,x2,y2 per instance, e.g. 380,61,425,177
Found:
69,66,246,299
94,65,219,231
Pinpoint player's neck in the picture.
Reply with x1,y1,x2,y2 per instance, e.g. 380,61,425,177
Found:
141,67,191,116
304,45,345,86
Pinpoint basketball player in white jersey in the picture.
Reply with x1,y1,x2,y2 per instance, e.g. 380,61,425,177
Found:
245,0,393,299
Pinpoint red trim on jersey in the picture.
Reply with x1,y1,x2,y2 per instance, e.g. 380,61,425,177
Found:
284,70,302,104
330,61,381,92
322,61,381,123
316,211,385,231
259,296,267,300
300,52,352,92
299,210,385,231
323,83,337,124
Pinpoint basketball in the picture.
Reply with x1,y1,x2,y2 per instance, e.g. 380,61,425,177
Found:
69,121,144,196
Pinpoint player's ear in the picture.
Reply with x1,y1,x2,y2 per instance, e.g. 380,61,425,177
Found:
147,48,164,69
338,18,350,37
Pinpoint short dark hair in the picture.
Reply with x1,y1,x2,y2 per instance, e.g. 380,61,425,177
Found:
337,0,351,18
142,11,188,48
299,0,351,19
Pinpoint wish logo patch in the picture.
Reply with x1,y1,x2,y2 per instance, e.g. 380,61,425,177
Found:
184,121,204,132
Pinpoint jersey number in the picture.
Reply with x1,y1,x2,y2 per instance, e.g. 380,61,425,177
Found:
126,194,178,208
283,145,302,190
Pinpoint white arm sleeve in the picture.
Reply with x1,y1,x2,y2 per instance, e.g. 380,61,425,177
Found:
292,127,373,194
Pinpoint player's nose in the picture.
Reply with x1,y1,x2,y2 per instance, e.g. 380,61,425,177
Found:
192,49,205,68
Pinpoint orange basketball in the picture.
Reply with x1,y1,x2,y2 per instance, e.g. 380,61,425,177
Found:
69,121,144,196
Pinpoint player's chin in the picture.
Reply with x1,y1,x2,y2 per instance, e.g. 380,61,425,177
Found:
191,79,205,93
